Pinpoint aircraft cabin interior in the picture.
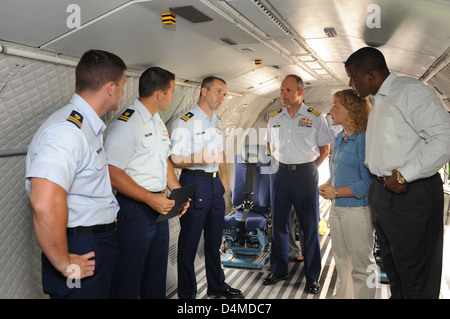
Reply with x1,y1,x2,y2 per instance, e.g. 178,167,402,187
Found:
0,0,449,301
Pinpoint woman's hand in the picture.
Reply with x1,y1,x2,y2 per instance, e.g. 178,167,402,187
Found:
319,184,336,200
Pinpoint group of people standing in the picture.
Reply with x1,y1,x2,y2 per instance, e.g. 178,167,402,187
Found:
322,47,449,299
25,46,449,300
263,46,450,299
26,50,240,299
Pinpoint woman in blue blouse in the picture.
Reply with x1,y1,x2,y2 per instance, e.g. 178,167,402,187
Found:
319,89,375,298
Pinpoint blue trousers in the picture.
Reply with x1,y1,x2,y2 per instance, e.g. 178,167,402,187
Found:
177,171,228,299
42,229,119,299
114,193,169,299
269,164,321,282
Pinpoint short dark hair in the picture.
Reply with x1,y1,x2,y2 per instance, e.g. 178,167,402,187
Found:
201,76,226,88
284,74,304,90
75,49,127,92
345,47,389,75
139,67,175,98
199,76,226,98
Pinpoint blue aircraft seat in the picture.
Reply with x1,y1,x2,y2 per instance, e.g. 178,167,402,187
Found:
222,144,272,269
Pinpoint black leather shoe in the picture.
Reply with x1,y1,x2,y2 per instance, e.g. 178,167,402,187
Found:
262,273,288,285
207,287,244,298
305,280,320,294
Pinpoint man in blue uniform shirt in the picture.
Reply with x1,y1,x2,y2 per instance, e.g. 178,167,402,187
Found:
25,50,127,298
264,74,333,294
170,76,243,299
104,67,188,299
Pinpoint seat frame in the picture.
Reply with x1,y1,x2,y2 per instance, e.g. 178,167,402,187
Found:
222,146,272,269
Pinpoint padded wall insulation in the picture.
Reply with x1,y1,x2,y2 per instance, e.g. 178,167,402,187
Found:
0,45,276,298
0,52,138,298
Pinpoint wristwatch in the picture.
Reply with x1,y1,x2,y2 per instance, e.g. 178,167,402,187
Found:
334,188,339,198
396,170,406,184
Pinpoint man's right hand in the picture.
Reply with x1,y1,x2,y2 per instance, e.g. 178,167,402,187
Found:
146,192,175,215
62,251,96,279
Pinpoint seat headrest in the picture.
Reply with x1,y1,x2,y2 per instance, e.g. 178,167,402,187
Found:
241,144,266,163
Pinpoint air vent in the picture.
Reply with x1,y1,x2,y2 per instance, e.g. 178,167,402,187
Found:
169,5,213,23
252,0,290,35
221,37,237,45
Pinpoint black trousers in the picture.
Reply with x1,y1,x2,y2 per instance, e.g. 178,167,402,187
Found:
370,173,444,299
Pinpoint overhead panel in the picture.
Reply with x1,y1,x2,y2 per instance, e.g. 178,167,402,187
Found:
169,45,260,89
223,0,292,39
2,0,448,104
233,66,280,91
35,0,259,79
203,0,336,90
239,0,343,85
275,38,308,56
0,0,129,49
271,0,450,83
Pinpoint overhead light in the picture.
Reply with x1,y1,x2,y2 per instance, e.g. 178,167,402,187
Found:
236,47,254,53
314,69,329,75
247,76,280,90
324,27,337,37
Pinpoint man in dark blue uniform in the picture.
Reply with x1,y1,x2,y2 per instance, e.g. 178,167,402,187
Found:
264,74,333,294
105,67,188,298
170,77,243,299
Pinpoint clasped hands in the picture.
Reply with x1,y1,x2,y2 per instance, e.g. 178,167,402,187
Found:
319,182,337,200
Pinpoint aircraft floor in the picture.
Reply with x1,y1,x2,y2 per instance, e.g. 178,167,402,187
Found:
166,198,392,299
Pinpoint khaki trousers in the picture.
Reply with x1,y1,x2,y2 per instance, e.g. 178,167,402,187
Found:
329,204,376,299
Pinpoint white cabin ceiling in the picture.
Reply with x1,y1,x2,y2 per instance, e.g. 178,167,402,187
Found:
1,0,449,105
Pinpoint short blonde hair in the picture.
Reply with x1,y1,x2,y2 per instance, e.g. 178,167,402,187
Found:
333,89,371,135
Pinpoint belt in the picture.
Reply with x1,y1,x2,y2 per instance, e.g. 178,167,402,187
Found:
377,176,388,183
151,190,165,194
279,162,314,170
67,222,116,235
182,169,219,178
377,172,439,185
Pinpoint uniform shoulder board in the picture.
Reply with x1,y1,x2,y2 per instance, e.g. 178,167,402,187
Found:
307,107,321,117
117,108,135,122
181,112,194,122
67,110,83,129
270,108,282,117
